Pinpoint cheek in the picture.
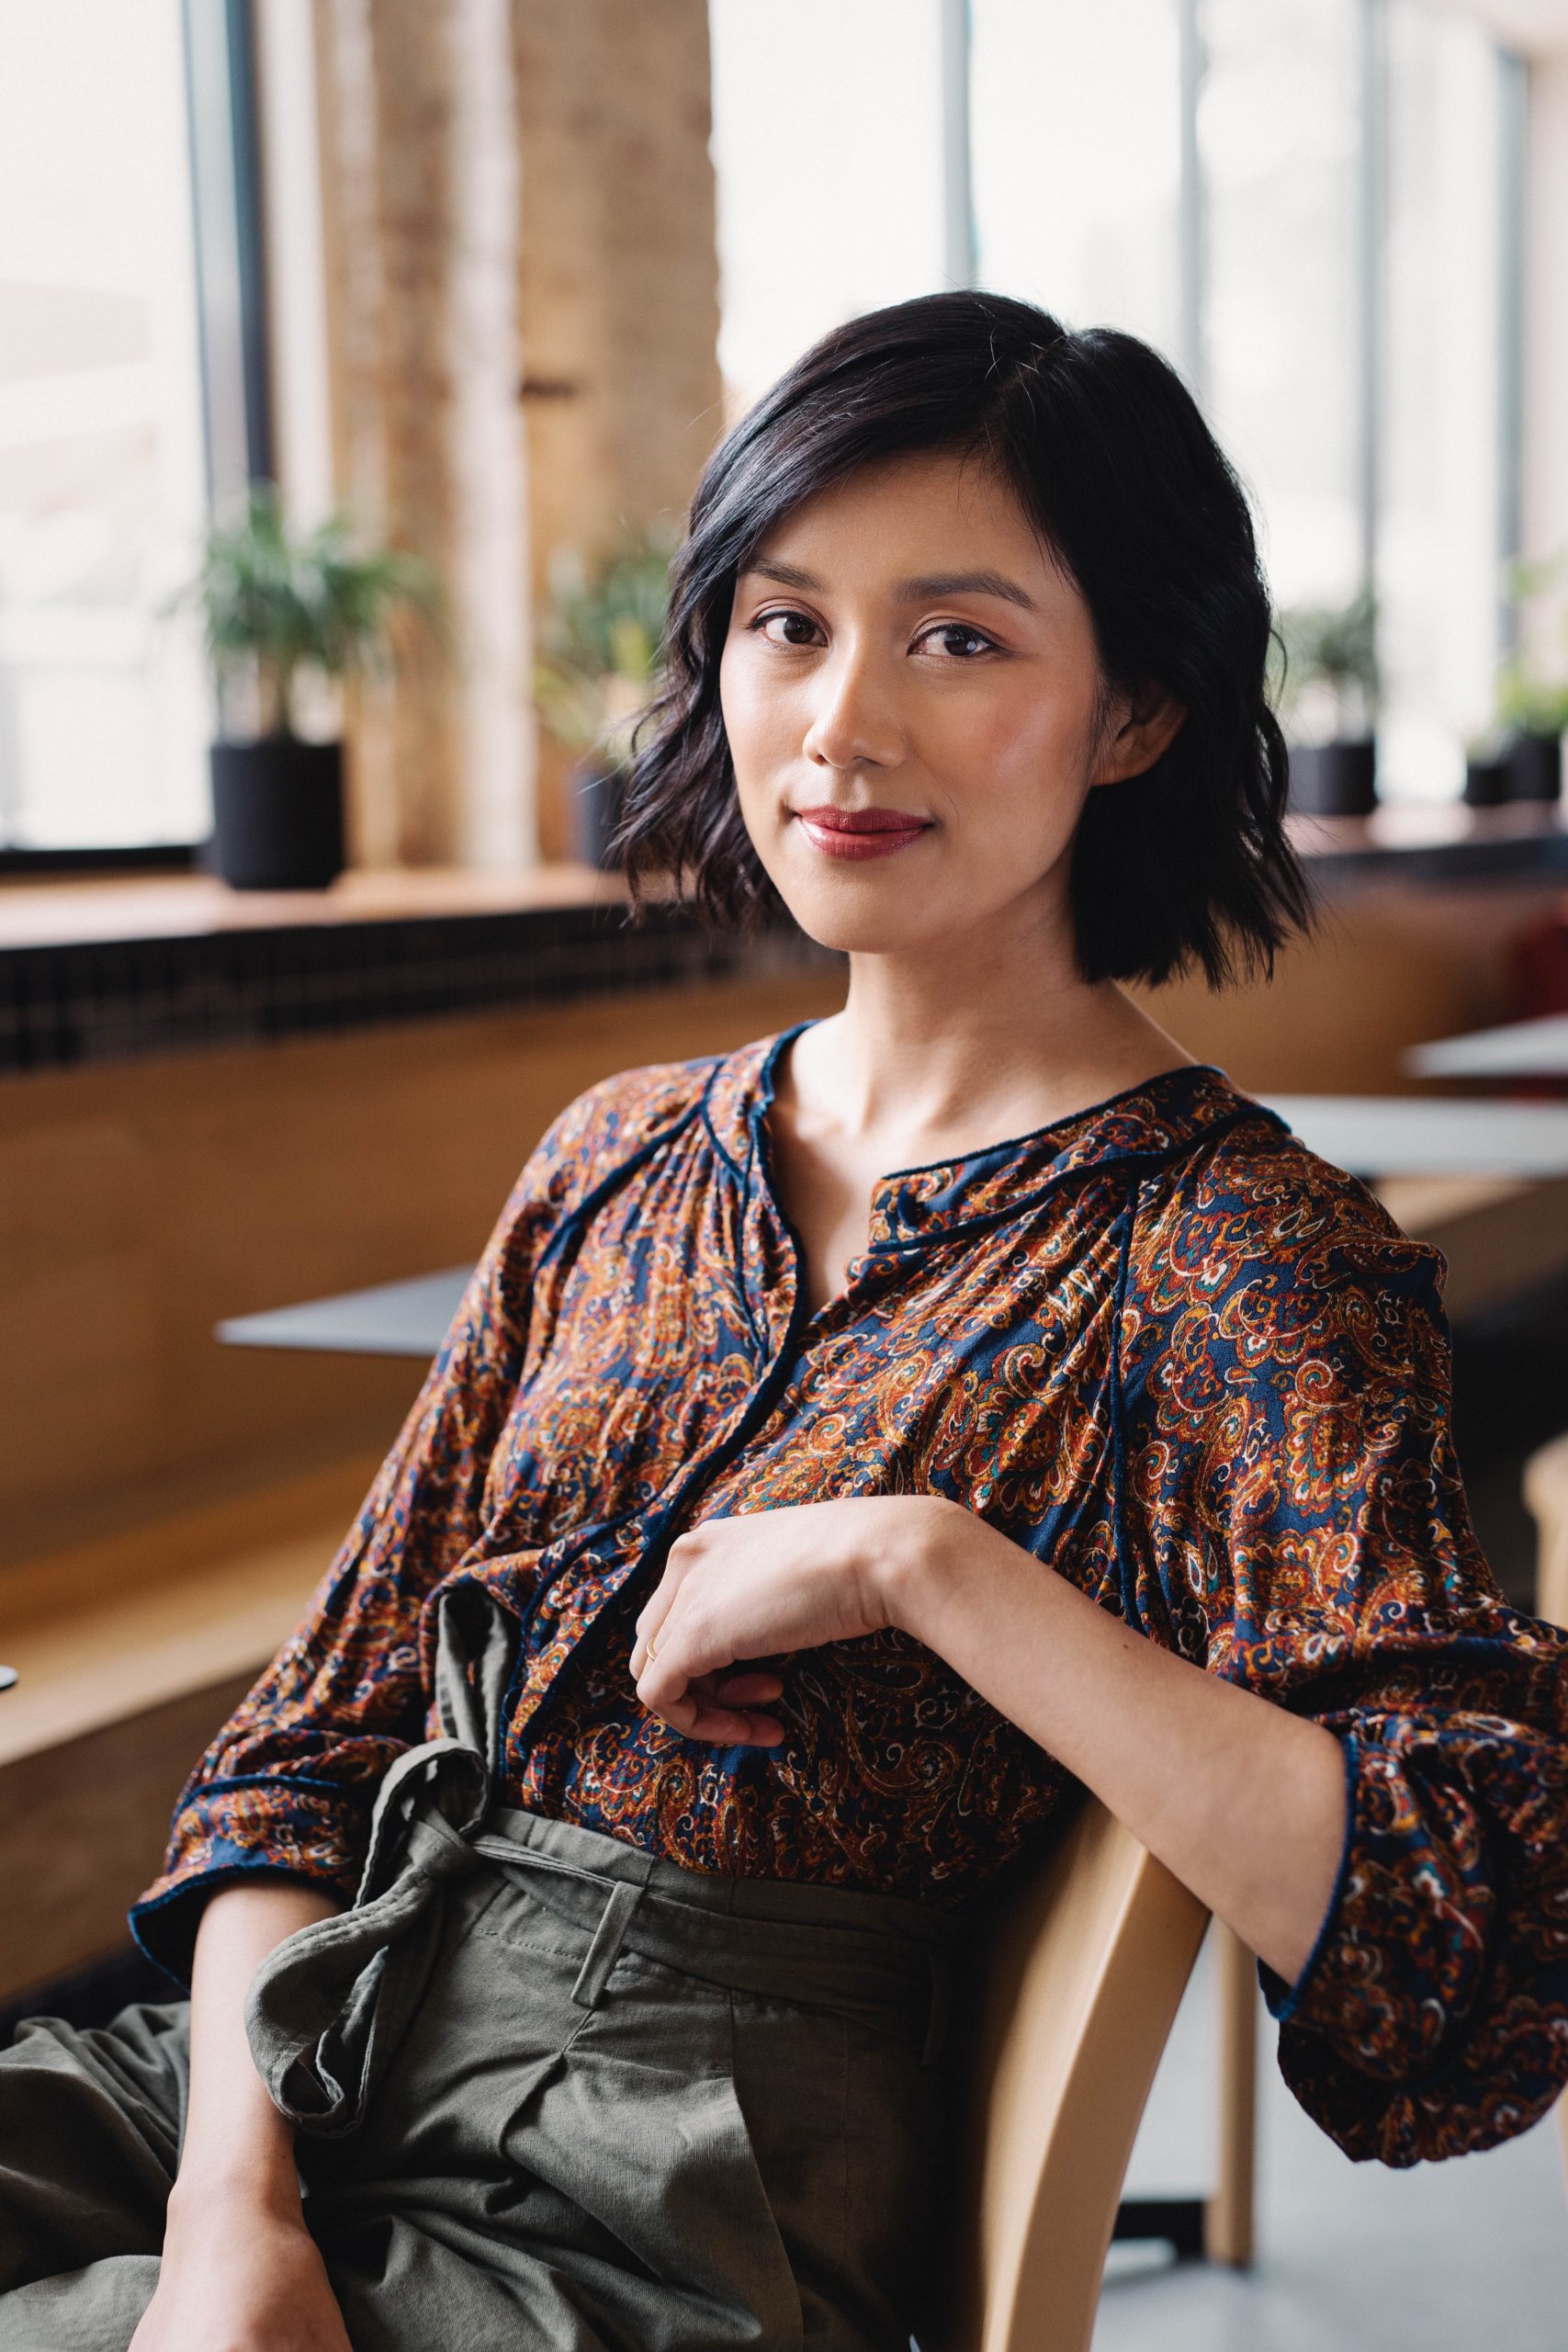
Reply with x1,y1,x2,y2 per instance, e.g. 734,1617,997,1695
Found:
947,682,1095,839
717,641,781,786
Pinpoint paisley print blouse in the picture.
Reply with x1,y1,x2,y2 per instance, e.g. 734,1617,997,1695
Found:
132,1032,1568,2167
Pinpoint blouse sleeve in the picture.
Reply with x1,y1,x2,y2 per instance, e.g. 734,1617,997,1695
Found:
129,1075,653,1984
1120,1130,1568,2166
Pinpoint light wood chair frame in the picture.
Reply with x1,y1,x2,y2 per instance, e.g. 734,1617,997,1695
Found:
934,1795,1249,2352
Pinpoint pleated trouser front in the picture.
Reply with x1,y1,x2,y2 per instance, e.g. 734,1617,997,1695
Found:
0,1793,957,2352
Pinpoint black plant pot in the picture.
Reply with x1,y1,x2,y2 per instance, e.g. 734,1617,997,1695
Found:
1463,753,1511,808
1287,738,1377,819
209,738,345,890
571,761,626,872
1504,730,1562,805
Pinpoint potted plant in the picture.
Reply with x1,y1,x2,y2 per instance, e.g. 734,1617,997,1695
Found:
534,523,675,869
177,486,441,889
1482,551,1568,806
1274,588,1380,818
1492,666,1568,806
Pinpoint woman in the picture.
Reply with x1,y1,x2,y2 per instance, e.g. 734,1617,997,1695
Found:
5,290,1567,2352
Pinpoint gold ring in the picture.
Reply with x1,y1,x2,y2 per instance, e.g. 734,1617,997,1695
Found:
645,1634,659,1665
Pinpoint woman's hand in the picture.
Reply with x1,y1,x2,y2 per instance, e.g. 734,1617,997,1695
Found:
632,1494,1347,1989
129,2188,354,2352
630,1495,961,1743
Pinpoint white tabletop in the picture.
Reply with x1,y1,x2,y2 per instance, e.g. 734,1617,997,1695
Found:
218,1266,471,1359
1404,1012,1568,1081
1270,1094,1568,1179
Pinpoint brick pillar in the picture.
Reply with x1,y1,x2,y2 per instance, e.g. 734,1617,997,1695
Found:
310,0,720,865
313,0,463,866
510,0,724,856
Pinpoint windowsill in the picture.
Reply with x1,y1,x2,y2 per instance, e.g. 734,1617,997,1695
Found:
0,861,623,954
6,805,1568,955
0,864,829,1075
1289,799,1568,886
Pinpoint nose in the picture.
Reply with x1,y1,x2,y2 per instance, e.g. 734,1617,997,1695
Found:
800,642,905,774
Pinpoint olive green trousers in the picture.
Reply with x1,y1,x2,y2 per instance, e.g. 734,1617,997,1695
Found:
0,1611,958,2351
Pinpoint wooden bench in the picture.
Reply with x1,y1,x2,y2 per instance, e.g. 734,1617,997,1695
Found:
0,1454,378,2005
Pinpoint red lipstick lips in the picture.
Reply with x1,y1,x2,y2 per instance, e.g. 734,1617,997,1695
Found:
794,804,932,862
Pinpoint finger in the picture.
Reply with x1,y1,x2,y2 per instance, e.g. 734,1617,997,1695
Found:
630,1533,705,1666
651,1696,784,1747
634,1594,744,1712
711,1670,784,1706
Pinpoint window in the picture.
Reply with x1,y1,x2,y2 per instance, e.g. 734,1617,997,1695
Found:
707,0,949,418
709,0,1523,804
0,0,210,853
970,0,1182,362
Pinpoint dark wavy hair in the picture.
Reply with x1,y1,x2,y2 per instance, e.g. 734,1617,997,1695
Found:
615,289,1310,989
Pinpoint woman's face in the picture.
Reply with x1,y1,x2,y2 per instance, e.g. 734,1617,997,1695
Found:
719,447,1174,962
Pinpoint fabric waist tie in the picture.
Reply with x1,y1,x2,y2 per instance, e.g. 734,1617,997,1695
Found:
244,1590,955,2139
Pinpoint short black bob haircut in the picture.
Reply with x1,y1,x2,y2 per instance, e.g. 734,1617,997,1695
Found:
616,289,1311,989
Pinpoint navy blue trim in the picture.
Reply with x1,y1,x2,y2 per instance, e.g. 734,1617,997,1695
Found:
1263,1743,1517,2111
171,1770,351,1803
861,1106,1260,1259
1109,1176,1140,1631
699,1052,755,1180
859,1059,1244,1188
533,1102,703,1281
509,1041,821,1755
1261,1730,1361,2024
129,1860,351,1988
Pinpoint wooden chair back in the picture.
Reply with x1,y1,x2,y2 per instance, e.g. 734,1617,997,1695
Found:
1525,1430,1568,1631
932,1797,1210,2352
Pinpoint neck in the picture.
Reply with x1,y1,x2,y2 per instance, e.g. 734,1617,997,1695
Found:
805,886,1190,1148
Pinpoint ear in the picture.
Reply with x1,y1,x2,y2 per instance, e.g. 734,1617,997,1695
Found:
1089,684,1187,787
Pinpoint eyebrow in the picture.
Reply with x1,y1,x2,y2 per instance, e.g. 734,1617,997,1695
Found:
743,559,1038,614
897,569,1040,613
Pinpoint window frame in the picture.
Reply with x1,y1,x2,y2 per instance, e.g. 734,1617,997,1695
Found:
1,0,272,875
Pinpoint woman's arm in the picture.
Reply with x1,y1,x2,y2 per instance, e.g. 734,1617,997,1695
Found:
890,1507,1347,1982
130,1881,353,2352
630,1495,1346,1987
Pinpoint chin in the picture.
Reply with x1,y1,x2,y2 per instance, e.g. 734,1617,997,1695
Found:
766,872,957,959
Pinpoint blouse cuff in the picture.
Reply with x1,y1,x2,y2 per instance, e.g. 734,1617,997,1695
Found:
1258,1729,1361,2029
129,1775,368,1986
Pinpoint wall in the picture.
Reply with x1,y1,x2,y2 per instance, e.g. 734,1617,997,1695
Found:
6,868,1559,1566
1136,872,1562,1093
0,969,840,1568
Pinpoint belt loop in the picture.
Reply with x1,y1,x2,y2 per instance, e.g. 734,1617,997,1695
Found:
570,1879,643,2010
921,1944,952,2068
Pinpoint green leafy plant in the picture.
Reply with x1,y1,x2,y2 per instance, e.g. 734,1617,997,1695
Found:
1495,551,1568,739
175,484,443,740
534,522,677,769
1272,587,1380,740
1495,664,1568,739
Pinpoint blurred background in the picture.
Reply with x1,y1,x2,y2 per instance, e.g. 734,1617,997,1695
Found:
1,0,1562,864
3,6,1568,2344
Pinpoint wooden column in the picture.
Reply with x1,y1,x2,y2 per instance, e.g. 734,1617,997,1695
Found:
312,0,467,866
306,0,722,867
510,0,724,855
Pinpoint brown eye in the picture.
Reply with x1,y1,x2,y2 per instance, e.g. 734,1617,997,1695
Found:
920,624,994,660
771,611,822,649
756,609,820,648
